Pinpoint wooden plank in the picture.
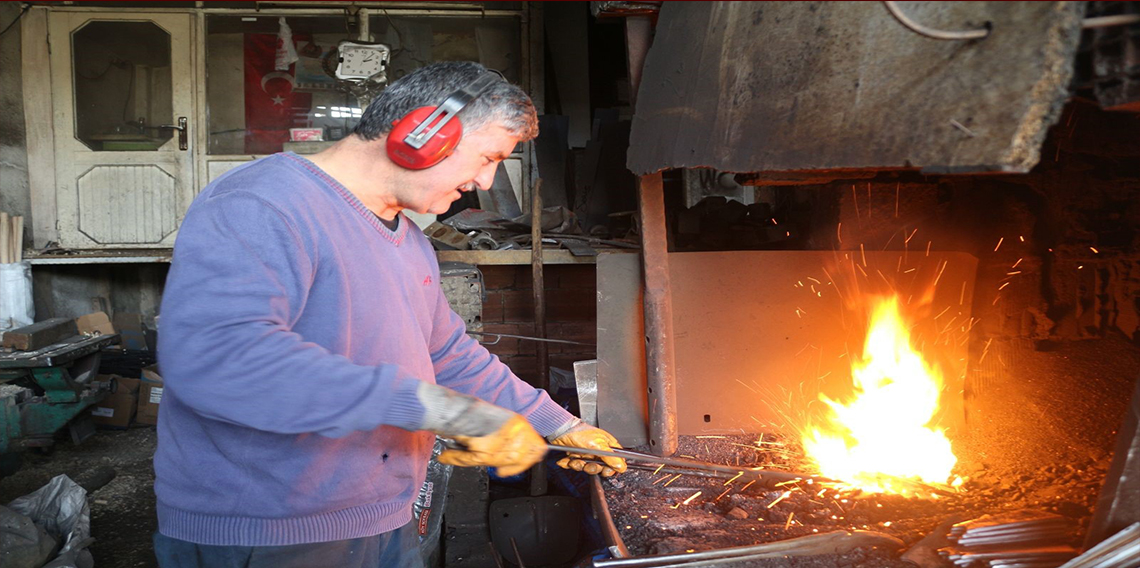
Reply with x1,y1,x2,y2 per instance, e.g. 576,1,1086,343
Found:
1,318,79,351
21,7,58,250
435,248,619,266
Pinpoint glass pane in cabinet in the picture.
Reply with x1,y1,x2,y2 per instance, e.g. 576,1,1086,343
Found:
73,21,173,151
205,14,522,156
206,15,369,156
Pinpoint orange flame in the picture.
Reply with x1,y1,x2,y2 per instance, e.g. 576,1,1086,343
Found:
802,296,957,494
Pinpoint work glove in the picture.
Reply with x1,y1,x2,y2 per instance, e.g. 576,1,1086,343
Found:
416,382,546,477
548,418,627,477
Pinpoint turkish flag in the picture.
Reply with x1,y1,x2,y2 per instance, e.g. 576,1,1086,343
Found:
244,33,312,154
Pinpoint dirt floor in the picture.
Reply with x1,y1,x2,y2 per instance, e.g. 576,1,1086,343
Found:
1,426,159,568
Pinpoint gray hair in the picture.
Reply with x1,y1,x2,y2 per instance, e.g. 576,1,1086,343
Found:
353,61,538,142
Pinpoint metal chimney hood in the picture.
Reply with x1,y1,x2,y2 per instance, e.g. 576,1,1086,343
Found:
626,2,1086,176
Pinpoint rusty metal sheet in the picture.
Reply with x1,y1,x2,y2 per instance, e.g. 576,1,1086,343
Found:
597,252,650,446
597,251,977,447
627,2,1084,175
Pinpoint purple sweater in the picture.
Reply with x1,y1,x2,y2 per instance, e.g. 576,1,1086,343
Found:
155,153,575,546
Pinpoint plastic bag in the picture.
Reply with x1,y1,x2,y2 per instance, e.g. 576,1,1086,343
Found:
1,261,34,331
6,474,94,568
414,437,454,560
0,505,58,568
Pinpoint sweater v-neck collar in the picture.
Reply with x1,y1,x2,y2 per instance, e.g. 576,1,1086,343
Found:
283,152,408,246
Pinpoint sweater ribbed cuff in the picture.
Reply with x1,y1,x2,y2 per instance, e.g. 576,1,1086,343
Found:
526,398,578,438
381,375,429,433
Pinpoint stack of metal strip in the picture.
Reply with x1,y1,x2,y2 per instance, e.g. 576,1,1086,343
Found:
1058,523,1140,568
938,510,1080,568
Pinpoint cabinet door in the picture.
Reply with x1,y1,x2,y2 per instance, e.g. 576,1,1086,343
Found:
50,12,194,248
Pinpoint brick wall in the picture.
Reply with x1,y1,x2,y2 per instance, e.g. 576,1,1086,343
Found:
478,264,597,386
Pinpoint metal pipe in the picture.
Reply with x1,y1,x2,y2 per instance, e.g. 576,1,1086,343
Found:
624,15,677,458
636,172,678,458
1082,14,1140,29
882,1,990,41
885,2,1139,41
588,476,632,559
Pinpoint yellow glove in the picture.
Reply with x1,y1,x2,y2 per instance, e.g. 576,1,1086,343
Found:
549,420,627,477
437,414,548,477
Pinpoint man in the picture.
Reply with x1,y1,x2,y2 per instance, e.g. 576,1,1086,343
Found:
154,61,625,568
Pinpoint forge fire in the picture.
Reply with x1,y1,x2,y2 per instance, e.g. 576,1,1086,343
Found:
802,295,960,496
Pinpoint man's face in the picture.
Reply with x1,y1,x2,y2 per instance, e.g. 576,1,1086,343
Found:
401,124,520,215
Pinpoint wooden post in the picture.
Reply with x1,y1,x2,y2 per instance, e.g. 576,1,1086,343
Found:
530,179,549,495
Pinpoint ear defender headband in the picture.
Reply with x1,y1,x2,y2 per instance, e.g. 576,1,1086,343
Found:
386,70,505,170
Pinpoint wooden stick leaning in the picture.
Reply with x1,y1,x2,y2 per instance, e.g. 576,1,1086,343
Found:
13,215,23,262
1,212,10,264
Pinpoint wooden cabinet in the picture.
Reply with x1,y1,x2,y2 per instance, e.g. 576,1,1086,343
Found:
24,4,538,255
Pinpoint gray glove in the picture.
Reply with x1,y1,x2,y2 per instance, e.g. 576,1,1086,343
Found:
417,382,547,476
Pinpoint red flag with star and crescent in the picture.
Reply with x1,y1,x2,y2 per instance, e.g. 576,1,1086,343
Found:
244,33,313,154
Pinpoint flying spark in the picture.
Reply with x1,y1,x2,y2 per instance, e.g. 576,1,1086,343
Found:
767,491,792,508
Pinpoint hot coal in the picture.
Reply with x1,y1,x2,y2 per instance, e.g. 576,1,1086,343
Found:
602,434,1110,566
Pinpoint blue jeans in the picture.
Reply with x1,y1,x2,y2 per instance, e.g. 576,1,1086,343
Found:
153,522,425,568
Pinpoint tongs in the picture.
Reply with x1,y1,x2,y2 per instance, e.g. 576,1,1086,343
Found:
546,444,830,488
441,437,828,488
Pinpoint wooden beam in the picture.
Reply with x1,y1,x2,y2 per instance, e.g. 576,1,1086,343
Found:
21,6,58,249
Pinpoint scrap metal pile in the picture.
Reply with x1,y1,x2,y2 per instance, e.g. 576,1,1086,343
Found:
940,511,1081,567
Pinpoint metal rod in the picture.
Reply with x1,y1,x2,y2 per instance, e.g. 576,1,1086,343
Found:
882,1,990,41
625,463,736,481
547,444,824,487
465,330,594,346
594,530,902,568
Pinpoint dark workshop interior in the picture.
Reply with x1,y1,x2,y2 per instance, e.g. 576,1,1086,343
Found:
1,2,1139,568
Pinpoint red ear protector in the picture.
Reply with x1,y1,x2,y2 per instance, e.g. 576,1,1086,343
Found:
386,70,505,170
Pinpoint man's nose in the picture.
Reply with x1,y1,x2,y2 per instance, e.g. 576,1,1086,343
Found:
474,164,498,191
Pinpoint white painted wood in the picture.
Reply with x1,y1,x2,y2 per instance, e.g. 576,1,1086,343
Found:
193,11,208,196
206,160,251,183
76,165,178,243
22,7,59,249
50,11,194,249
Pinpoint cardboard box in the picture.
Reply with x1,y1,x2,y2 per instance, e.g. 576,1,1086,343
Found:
76,311,116,337
113,313,147,350
91,375,140,428
137,365,164,425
